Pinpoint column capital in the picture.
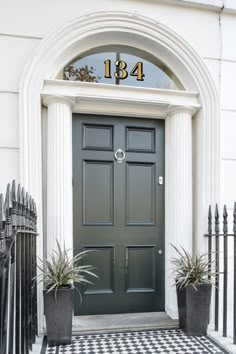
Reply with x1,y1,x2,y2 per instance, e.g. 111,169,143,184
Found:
42,95,75,108
166,105,196,117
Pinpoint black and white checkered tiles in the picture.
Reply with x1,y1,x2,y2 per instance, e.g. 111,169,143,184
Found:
42,329,227,354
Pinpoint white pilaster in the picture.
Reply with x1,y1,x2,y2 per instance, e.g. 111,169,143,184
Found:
43,96,74,256
165,106,194,318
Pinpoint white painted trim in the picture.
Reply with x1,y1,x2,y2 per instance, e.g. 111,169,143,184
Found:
42,80,200,119
19,11,220,332
42,95,75,108
43,80,200,105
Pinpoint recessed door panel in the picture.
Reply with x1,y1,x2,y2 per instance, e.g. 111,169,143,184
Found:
126,246,156,293
83,124,113,150
126,163,155,225
126,127,155,152
73,115,164,315
83,161,114,225
83,246,115,295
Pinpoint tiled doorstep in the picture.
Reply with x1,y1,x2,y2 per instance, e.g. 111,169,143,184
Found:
33,330,235,354
32,312,177,353
40,329,229,354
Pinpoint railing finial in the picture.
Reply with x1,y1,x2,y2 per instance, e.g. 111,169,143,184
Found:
11,180,16,203
215,203,220,233
208,205,212,234
223,205,228,234
17,184,21,204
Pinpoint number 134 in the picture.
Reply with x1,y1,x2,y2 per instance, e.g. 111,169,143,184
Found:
104,59,145,81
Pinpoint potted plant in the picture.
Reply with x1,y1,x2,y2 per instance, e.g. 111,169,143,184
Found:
171,245,215,336
37,240,98,346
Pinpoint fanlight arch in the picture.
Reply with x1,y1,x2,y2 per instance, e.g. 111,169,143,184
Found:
57,45,184,90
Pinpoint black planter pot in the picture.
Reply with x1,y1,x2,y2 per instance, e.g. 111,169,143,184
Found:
176,284,212,336
176,286,186,330
43,287,74,346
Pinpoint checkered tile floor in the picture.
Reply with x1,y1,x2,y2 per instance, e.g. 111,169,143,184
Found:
41,329,227,354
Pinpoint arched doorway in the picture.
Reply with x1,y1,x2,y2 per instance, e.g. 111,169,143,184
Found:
19,11,219,332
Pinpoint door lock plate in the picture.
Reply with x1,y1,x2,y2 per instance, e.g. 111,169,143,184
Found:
158,176,163,185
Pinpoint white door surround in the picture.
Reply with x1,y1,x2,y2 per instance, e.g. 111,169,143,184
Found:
19,11,220,332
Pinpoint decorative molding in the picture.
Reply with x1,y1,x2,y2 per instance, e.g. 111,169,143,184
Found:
42,80,200,119
19,11,220,330
42,95,75,108
166,105,196,117
43,79,200,104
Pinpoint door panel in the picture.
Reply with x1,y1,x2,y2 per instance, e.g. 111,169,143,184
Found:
73,114,165,315
126,245,156,292
126,127,155,152
83,124,113,151
83,161,114,225
83,246,115,295
126,163,155,225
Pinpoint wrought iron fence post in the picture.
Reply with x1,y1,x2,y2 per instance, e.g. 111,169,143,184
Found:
205,202,236,345
0,181,38,354
214,204,220,332
223,205,228,337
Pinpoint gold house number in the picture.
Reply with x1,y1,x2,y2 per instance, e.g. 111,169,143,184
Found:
104,59,145,81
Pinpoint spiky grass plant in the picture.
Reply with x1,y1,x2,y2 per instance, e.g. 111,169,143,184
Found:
37,240,98,299
171,244,216,290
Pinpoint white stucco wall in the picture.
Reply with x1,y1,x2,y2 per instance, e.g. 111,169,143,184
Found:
1,0,236,347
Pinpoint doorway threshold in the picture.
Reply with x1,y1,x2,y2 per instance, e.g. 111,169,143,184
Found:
72,312,178,335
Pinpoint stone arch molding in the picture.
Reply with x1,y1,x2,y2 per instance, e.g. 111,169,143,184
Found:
19,11,220,327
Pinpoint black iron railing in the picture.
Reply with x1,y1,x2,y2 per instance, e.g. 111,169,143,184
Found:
205,203,236,344
0,181,38,354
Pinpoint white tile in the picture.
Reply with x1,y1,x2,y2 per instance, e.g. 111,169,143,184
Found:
221,61,236,111
0,148,19,194
0,93,19,148
221,110,236,160
0,35,40,92
221,159,236,207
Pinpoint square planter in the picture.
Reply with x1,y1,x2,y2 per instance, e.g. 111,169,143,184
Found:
43,287,74,346
177,284,212,336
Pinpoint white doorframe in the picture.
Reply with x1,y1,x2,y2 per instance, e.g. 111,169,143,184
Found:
19,11,220,333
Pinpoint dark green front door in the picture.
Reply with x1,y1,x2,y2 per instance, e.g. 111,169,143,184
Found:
73,114,165,315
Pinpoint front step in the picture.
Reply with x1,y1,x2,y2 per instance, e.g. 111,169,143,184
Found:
72,312,178,335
